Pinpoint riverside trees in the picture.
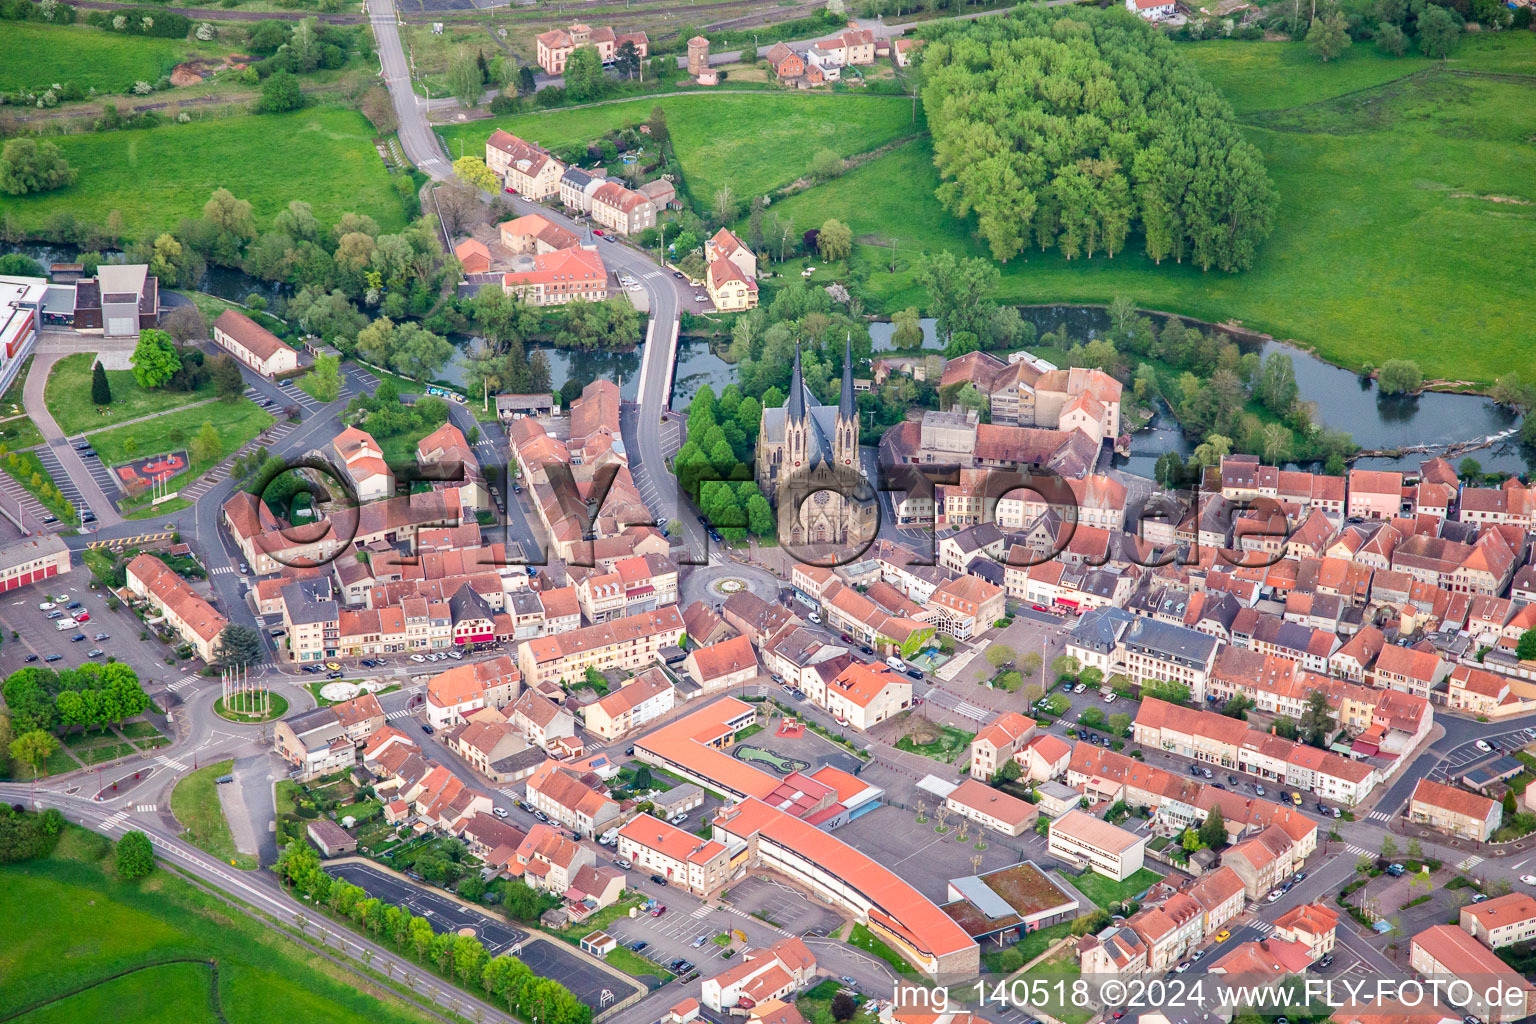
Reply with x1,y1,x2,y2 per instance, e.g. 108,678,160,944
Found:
920,8,1277,272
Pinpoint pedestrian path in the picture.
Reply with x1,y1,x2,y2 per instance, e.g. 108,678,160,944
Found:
135,804,157,813
950,698,990,723
100,811,130,831
1365,810,1392,822
1458,855,1485,871
1251,922,1273,936
167,675,198,692
210,566,238,576
180,421,296,502
1344,844,1372,857
385,708,416,721
690,904,711,919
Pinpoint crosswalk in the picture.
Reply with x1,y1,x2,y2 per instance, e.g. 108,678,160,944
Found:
690,904,711,919
1458,855,1484,871
154,753,188,772
1344,844,1372,857
1251,921,1274,936
100,811,129,831
135,804,156,813
210,566,238,576
642,270,665,280
385,708,416,721
951,699,990,723
1365,810,1392,822
167,675,198,692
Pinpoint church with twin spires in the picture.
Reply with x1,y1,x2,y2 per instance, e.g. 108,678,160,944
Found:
755,339,878,548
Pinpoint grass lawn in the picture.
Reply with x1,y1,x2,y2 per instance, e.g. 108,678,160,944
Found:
847,923,918,976
1019,949,1090,1024
799,980,878,1024
0,827,440,1023
124,497,194,519
893,721,975,764
170,758,259,869
980,920,1074,975
0,22,229,95
76,742,137,765
214,693,289,724
89,399,273,478
767,35,1536,385
438,92,921,206
3,107,407,242
47,352,222,436
603,945,675,982
1065,867,1164,910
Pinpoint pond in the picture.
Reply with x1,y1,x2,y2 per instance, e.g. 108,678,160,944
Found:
870,305,1533,476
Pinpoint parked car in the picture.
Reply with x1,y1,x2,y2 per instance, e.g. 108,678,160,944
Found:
1386,863,1406,877
493,807,509,819
46,610,63,620
420,724,434,735
69,633,85,642
649,905,666,917
1266,890,1283,903
650,874,669,886
75,611,89,622
326,670,343,679
1475,740,1493,752
44,654,61,662
1214,930,1230,943
691,934,709,948
629,940,648,953
1073,682,1087,693
87,648,104,658
37,601,54,610
65,601,82,610
23,654,38,662
411,654,426,663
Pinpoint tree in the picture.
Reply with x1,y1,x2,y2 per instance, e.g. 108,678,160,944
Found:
1199,806,1227,850
160,305,208,345
1306,11,1351,61
1416,6,1461,58
1299,689,1334,748
564,45,607,102
116,830,156,879
985,645,1017,671
131,330,181,389
91,361,112,406
306,353,343,402
809,148,846,182
454,156,499,193
0,138,76,196
1517,629,1536,662
1375,21,1408,55
258,69,304,113
210,355,244,400
1377,359,1422,395
190,421,222,467
996,759,1022,783
817,219,853,262
831,993,858,1021
1381,834,1397,860
8,729,57,778
215,624,265,668
614,40,641,78
918,250,999,345
447,47,484,108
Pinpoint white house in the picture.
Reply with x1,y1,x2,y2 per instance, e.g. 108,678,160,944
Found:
1126,0,1176,18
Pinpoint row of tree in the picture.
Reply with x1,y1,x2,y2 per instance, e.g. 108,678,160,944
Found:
275,839,592,1024
921,9,1277,271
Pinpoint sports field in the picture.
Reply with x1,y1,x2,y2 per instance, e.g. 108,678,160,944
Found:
766,34,1536,384
438,92,922,206
1,828,437,1024
3,107,407,241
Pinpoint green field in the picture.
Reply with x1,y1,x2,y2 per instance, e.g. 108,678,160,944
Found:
47,352,221,436
439,92,921,206
0,22,230,95
3,107,407,241
89,399,273,478
170,759,258,869
767,35,1536,384
0,828,439,1024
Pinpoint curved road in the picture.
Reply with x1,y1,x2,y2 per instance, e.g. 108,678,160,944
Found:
369,0,703,555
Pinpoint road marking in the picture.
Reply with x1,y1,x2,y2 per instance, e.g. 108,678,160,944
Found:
1458,855,1484,871
135,804,157,813
1366,810,1392,822
386,708,416,721
155,754,188,772
100,811,129,830
1344,844,1371,856
210,566,238,576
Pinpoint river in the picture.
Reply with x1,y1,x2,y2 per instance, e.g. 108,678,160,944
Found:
9,240,1525,476
869,306,1532,478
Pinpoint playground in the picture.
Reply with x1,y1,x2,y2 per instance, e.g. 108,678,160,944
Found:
909,648,951,673
114,449,188,495
775,718,804,739
733,744,809,775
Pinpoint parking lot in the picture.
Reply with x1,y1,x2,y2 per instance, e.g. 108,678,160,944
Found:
0,566,173,683
325,862,639,1008
35,442,94,521
723,876,842,937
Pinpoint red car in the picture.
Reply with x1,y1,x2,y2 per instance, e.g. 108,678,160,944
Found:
76,611,90,622
503,186,515,194
650,905,667,917
592,229,604,236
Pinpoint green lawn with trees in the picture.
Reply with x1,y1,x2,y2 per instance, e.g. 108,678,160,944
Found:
1065,867,1164,910
0,826,444,1024
0,107,407,241
45,352,223,435
87,400,273,478
437,92,920,209
0,22,231,95
765,33,1536,385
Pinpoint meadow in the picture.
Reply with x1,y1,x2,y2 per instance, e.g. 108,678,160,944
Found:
0,827,438,1024
89,399,274,478
0,23,231,96
438,92,922,205
767,34,1536,384
3,107,408,241
46,352,221,436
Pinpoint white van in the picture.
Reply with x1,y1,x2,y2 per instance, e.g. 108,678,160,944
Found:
886,654,905,672
54,617,78,631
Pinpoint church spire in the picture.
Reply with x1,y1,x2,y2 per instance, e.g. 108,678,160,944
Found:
787,342,807,422
839,333,856,422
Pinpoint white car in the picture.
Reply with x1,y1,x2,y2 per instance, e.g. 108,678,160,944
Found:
1266,889,1283,903
1475,740,1493,752
1073,682,1087,694
493,807,509,819
410,654,426,663
808,612,821,624
38,601,54,611
1102,691,1116,703
1521,875,1536,885
448,650,463,659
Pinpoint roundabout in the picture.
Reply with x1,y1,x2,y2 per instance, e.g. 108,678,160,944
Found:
213,692,289,724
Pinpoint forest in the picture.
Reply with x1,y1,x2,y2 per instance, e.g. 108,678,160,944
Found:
920,8,1277,271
